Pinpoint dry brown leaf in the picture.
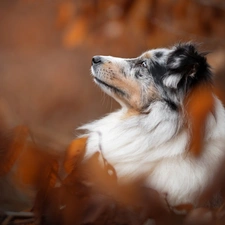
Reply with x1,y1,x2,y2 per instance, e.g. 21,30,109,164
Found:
0,125,29,176
38,152,170,225
16,146,44,185
80,153,169,219
33,158,59,223
173,203,194,213
15,143,59,189
44,159,59,190
64,137,87,174
185,84,214,156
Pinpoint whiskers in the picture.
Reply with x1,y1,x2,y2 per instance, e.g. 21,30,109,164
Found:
100,92,115,112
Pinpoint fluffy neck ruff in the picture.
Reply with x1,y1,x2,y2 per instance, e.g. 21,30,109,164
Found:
80,101,187,178
79,96,225,207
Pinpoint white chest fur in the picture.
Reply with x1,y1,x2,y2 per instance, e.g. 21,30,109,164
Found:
80,98,225,207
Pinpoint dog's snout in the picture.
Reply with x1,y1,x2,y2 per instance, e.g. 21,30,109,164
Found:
92,56,102,65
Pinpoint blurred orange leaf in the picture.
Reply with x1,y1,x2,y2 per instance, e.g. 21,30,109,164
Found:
16,145,44,185
185,84,214,156
64,137,87,173
0,125,29,176
46,160,59,190
62,16,88,49
173,203,194,213
15,143,58,189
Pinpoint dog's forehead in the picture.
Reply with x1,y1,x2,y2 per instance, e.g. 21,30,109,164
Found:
141,48,171,59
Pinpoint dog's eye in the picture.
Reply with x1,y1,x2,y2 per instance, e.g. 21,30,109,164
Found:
141,61,147,68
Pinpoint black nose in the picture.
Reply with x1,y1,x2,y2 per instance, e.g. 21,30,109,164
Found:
92,56,102,65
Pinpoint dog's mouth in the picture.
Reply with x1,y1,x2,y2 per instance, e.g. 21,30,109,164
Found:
94,77,126,97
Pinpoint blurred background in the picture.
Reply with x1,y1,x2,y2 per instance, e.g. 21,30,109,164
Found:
0,0,225,215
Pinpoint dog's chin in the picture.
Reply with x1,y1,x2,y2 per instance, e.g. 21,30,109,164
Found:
93,77,126,97
94,77,114,90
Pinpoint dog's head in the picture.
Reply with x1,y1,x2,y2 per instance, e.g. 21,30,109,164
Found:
91,43,212,112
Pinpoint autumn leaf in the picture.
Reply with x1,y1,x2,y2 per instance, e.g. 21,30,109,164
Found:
173,203,194,213
14,141,59,189
16,145,43,185
45,159,59,190
0,125,29,176
64,137,87,174
185,83,214,156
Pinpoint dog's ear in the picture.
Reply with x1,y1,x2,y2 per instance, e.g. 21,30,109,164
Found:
163,43,211,89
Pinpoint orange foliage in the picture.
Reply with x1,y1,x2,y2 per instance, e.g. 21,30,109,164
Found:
173,203,194,213
64,137,87,174
0,124,59,190
0,0,225,224
0,126,29,176
185,84,214,156
15,144,58,188
56,2,76,29
62,16,89,49
55,0,225,50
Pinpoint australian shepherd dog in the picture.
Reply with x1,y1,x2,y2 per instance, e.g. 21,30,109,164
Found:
78,43,225,210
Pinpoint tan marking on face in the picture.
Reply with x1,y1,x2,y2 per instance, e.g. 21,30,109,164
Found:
111,75,142,109
96,58,160,111
141,52,152,59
